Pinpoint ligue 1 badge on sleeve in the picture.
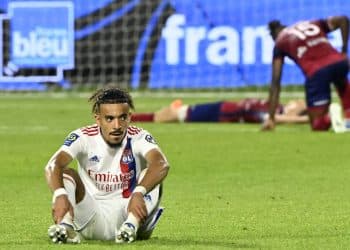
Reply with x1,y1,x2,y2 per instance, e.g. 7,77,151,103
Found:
63,133,79,146
145,134,157,144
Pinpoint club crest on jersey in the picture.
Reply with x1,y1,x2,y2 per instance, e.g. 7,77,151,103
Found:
121,150,134,163
145,134,157,144
63,133,79,146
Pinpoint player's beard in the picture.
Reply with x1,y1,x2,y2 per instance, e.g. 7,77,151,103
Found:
107,129,126,147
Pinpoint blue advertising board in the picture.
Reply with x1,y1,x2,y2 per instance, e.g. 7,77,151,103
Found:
0,0,348,89
144,0,349,88
0,1,74,84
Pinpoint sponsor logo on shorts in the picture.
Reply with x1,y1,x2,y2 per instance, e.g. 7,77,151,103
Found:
63,133,79,146
313,99,329,106
144,194,152,202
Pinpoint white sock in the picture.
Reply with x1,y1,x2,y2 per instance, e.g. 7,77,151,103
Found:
60,174,76,227
63,174,77,205
124,213,139,230
60,212,73,228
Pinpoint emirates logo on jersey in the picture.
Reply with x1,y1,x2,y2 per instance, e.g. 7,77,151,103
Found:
87,169,135,193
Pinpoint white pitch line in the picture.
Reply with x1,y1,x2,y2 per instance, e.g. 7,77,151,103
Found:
0,125,50,133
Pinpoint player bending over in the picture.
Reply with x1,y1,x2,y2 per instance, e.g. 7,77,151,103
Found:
263,15,350,131
45,87,169,244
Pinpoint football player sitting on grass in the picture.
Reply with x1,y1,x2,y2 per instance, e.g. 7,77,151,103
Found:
45,86,169,244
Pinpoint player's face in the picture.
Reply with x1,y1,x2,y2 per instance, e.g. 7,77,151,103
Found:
95,103,131,146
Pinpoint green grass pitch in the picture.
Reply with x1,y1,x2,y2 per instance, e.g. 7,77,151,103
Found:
1,93,350,249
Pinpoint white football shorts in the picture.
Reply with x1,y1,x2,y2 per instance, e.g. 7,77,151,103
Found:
72,184,161,241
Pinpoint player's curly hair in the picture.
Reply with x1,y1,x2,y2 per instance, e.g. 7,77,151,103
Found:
268,20,283,32
89,86,134,113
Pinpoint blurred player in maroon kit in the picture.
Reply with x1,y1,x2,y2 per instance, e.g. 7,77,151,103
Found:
262,15,349,131
131,98,308,125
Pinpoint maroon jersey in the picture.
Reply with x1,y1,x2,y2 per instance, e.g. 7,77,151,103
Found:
273,19,346,77
187,98,284,123
236,98,283,123
237,98,283,113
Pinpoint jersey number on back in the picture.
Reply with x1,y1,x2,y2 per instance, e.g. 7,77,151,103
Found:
288,22,320,40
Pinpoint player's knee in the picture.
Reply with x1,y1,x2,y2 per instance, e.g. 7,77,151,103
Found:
311,115,331,131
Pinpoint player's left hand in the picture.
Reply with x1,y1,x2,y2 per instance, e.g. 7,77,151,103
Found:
127,193,147,223
261,118,275,131
52,195,74,224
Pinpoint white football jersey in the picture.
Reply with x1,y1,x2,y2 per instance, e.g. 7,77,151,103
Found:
57,124,160,200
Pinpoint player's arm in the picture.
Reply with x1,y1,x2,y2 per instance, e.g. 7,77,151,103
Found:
45,151,73,191
327,15,349,54
139,148,169,191
128,148,169,221
262,56,283,130
45,151,74,224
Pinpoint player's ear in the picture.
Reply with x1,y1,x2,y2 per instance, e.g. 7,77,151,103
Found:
94,113,101,125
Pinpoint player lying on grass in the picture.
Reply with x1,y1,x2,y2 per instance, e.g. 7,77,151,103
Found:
262,15,350,132
44,87,170,244
131,98,309,125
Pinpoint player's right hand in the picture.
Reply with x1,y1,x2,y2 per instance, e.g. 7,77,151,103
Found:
52,195,74,224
